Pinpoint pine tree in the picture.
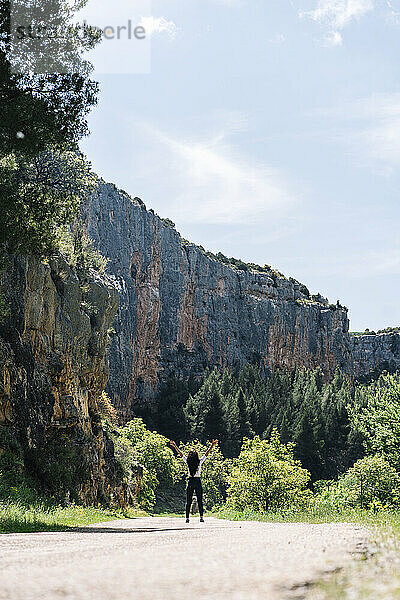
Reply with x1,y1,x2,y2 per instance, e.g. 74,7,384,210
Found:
185,369,224,443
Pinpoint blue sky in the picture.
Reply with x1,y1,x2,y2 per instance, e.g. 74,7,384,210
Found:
80,0,400,332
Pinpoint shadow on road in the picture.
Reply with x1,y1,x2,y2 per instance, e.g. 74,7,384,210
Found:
71,527,193,534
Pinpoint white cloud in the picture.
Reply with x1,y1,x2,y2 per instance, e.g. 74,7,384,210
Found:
269,33,287,44
137,16,178,39
324,30,343,45
293,246,400,279
386,0,400,24
212,0,242,4
132,121,298,226
301,0,374,45
330,249,400,277
303,0,374,27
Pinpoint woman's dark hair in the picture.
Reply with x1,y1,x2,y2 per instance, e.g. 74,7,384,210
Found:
187,450,200,477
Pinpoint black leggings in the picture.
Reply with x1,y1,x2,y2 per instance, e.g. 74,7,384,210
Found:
186,477,204,518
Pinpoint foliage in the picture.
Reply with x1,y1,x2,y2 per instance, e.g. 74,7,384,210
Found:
0,0,101,262
0,150,97,260
344,455,400,506
97,392,118,424
177,440,229,509
161,218,175,229
111,418,180,510
226,431,312,513
185,369,225,445
203,249,287,279
289,277,310,298
57,223,108,276
0,0,100,157
314,455,400,511
377,326,400,334
179,366,362,482
349,373,400,471
147,376,199,441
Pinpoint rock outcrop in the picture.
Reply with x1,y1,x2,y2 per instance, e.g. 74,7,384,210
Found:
83,183,352,418
0,255,122,504
350,332,400,380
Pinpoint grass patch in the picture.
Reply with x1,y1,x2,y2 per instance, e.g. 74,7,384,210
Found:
0,501,147,534
217,506,400,527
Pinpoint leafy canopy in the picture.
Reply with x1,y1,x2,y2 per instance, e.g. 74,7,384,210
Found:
226,431,312,513
112,419,180,511
0,0,101,261
350,373,400,470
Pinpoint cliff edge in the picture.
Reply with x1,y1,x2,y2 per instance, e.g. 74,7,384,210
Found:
83,183,352,418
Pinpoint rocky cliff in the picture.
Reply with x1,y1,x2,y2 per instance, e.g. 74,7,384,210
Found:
350,332,400,381
83,183,352,418
0,254,123,504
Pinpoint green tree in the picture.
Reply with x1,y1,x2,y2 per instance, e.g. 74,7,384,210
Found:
0,151,97,260
226,431,311,513
224,388,253,456
292,372,324,479
315,455,400,511
0,0,101,261
350,373,400,470
185,369,224,442
113,419,180,510
0,0,100,157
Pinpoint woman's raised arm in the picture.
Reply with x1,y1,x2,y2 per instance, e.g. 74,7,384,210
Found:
205,439,218,457
169,440,184,458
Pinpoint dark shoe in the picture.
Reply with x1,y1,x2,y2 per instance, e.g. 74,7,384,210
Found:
186,518,189,523
200,517,204,523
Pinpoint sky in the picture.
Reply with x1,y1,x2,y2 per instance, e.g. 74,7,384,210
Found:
79,0,400,332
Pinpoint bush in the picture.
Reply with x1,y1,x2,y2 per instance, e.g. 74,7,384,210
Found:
57,224,108,276
314,455,400,511
226,431,312,513
0,151,98,261
350,374,400,470
97,392,118,424
115,419,180,510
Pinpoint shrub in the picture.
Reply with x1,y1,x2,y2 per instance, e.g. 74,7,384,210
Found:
226,431,312,513
97,392,118,424
314,455,400,510
341,455,400,507
115,419,180,510
57,224,108,276
350,374,400,470
0,151,98,261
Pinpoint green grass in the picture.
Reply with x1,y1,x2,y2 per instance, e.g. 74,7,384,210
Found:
0,501,147,534
217,506,400,525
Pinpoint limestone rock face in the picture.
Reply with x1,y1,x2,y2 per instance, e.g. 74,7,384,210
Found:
0,255,121,504
83,183,352,418
350,332,400,379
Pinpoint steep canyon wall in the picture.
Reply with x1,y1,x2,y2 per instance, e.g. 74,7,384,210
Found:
83,183,355,418
0,255,123,503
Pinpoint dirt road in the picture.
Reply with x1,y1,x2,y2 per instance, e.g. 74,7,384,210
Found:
0,517,367,600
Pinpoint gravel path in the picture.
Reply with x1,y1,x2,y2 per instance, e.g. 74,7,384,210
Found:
0,517,367,600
